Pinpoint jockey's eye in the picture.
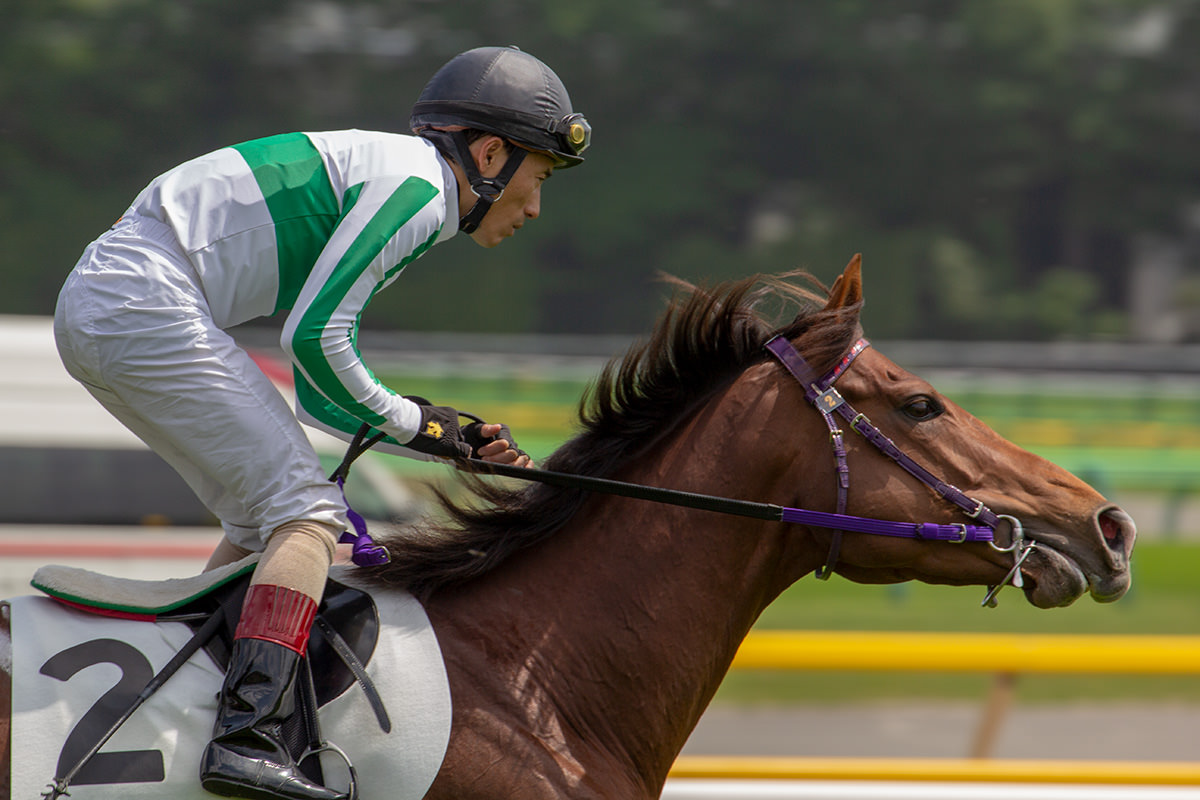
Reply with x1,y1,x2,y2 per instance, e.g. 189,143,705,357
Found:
901,395,943,421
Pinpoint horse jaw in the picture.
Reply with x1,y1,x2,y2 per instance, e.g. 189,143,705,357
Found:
824,502,1136,610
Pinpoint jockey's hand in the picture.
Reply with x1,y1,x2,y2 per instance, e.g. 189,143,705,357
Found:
466,422,534,468
402,402,473,459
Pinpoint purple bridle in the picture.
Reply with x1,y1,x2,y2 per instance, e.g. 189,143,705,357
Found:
765,335,1034,604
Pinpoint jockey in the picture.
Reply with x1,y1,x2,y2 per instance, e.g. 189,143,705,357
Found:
53,45,590,800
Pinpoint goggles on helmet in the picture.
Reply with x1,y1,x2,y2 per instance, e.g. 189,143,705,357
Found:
554,113,592,158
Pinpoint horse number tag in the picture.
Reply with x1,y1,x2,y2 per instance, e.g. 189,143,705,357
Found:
814,387,845,413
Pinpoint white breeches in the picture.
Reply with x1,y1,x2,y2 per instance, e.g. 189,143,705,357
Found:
53,214,348,550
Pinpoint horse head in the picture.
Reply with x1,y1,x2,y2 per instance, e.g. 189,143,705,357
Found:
768,254,1135,608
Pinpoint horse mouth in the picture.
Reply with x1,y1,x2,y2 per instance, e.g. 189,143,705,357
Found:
1018,506,1136,609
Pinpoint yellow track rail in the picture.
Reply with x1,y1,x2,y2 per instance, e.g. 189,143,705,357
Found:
669,756,1200,786
732,630,1200,675
672,631,1200,784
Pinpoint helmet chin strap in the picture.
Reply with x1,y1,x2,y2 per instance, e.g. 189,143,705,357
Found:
420,129,527,234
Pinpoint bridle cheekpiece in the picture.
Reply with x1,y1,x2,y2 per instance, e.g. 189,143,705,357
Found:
764,335,1035,606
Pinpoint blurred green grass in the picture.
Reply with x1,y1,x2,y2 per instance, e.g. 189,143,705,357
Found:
754,542,1200,636
712,541,1200,705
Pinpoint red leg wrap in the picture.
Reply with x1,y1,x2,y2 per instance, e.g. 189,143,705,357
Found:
234,584,318,654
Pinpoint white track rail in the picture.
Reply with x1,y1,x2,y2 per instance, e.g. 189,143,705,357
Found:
662,780,1200,800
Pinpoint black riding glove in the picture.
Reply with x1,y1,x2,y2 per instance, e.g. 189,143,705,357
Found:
462,420,526,460
402,399,473,459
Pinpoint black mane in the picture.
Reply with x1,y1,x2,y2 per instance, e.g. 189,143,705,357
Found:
359,272,861,598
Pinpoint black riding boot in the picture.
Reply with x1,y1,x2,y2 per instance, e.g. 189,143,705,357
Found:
200,637,347,800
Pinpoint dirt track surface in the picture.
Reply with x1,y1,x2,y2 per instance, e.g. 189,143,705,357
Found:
684,702,1198,762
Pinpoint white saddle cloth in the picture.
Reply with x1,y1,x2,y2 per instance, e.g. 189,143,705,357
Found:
10,566,451,799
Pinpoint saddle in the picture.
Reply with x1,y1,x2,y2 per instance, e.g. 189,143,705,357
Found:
31,557,390,798
33,556,382,708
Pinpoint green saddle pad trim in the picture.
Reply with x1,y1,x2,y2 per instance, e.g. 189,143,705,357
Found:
31,557,258,615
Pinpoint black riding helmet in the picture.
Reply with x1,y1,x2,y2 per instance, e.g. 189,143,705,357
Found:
410,46,591,233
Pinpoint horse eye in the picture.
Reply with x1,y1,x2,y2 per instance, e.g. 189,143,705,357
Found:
902,395,943,421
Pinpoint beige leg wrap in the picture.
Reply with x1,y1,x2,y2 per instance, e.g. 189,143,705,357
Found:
249,519,340,603
203,535,255,572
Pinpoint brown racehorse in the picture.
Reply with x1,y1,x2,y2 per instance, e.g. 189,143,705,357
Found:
0,257,1135,799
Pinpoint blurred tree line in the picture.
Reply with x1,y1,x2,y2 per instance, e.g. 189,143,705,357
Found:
3,0,1199,340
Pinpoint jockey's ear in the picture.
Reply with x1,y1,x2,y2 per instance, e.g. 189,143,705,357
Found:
825,253,863,311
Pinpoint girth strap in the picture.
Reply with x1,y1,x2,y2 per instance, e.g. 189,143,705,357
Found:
314,617,392,734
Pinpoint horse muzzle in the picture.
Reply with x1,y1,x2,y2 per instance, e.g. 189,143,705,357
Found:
1019,505,1135,608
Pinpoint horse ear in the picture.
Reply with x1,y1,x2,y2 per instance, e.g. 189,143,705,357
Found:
824,253,864,311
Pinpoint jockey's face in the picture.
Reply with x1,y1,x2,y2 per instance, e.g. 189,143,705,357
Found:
463,137,556,249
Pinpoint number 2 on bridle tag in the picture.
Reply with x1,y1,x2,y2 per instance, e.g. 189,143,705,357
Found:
815,387,845,413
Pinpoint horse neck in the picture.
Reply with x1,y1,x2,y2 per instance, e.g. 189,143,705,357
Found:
433,364,825,789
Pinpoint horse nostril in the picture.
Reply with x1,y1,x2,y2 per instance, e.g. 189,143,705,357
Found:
1101,515,1119,542
1098,508,1136,559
